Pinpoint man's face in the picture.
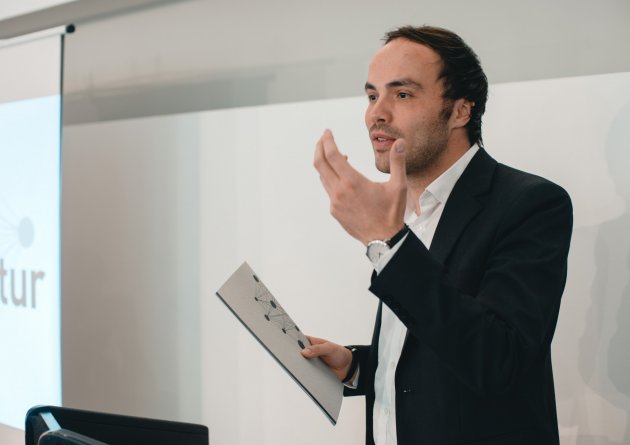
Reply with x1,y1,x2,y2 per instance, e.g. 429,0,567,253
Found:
365,38,454,176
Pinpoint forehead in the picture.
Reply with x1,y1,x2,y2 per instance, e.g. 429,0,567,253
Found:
367,38,443,87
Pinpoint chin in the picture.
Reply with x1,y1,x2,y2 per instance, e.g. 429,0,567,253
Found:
373,151,391,174
375,161,391,174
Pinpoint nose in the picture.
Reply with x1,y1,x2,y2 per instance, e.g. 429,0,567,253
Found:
366,96,392,127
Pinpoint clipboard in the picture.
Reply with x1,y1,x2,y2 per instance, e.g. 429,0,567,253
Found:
215,262,343,424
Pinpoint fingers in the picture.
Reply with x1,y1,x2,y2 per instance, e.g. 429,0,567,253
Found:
301,336,344,361
301,335,352,379
314,134,337,194
321,130,359,179
314,129,360,183
389,138,407,188
305,335,325,345
320,129,344,167
301,337,337,358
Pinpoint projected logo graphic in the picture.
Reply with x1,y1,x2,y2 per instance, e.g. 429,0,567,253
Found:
0,94,61,430
0,198,45,309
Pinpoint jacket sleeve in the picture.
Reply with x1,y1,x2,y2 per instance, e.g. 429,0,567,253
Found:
368,180,573,395
343,345,372,397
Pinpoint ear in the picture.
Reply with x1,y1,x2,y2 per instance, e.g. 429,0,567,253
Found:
450,98,474,129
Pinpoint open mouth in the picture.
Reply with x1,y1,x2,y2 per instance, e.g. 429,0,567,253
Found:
372,133,397,150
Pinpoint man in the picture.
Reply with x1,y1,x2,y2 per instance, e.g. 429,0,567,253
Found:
302,26,573,445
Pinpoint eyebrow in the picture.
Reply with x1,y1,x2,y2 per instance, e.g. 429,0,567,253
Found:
364,79,423,92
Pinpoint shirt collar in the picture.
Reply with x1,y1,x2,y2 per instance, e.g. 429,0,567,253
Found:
425,144,479,204
423,143,480,206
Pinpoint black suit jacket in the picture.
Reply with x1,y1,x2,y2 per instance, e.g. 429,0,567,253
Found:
344,148,573,445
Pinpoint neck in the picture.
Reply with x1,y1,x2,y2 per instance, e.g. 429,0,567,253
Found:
406,137,472,214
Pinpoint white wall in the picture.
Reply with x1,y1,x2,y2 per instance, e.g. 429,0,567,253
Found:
61,115,202,421
60,72,630,444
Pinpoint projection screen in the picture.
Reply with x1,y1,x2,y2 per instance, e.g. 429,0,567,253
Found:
0,32,63,434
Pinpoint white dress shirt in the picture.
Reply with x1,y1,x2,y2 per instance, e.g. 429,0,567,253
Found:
370,145,479,445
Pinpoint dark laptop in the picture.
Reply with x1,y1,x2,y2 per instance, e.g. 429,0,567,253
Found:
25,405,209,445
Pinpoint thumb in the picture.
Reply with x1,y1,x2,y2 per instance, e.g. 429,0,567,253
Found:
301,337,329,357
389,139,407,186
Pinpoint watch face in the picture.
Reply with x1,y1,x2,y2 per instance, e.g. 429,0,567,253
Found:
366,240,390,263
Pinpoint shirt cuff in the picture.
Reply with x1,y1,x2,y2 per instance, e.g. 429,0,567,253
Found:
343,366,360,389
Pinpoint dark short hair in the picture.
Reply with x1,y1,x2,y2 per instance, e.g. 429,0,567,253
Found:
385,26,488,147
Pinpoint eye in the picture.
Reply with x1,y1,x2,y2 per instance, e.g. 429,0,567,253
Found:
367,94,378,102
397,91,411,99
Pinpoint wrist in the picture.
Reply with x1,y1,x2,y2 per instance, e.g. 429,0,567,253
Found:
384,223,409,247
363,223,407,247
366,224,409,264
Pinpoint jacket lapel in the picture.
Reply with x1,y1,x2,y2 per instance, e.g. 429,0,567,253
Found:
400,149,498,348
429,148,497,265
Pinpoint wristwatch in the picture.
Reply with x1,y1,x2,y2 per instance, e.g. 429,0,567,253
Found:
366,224,409,263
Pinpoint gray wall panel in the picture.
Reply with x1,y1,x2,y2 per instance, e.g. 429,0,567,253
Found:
61,0,630,124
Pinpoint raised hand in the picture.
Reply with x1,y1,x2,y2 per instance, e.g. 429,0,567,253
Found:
313,129,408,246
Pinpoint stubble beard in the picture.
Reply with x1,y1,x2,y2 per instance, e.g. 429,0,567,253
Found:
375,109,451,177
404,119,449,177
